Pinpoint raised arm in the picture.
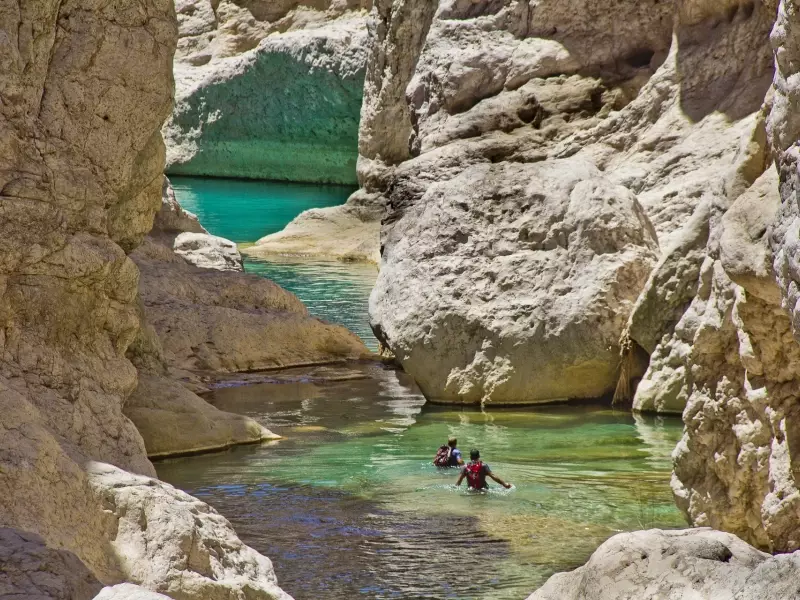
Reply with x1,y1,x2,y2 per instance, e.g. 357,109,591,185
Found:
488,472,512,489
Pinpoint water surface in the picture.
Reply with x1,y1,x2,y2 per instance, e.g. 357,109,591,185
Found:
170,176,355,243
169,176,377,349
157,364,686,600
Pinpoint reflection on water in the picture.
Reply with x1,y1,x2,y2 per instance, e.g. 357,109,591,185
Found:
244,256,379,351
170,176,354,243
157,364,687,600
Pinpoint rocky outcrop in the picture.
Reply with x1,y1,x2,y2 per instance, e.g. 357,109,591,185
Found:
0,528,103,600
527,528,800,600
164,1,371,183
357,0,776,404
0,3,292,598
245,0,436,262
173,232,244,271
88,463,292,600
124,180,368,457
95,585,172,600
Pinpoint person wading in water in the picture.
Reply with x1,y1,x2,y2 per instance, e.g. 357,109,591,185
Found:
456,449,512,490
433,437,464,468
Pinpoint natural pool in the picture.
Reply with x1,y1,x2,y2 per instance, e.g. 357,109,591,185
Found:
157,364,687,600
169,176,378,350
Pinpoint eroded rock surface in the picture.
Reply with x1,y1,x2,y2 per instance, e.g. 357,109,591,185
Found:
0,3,293,598
164,1,371,183
527,528,800,600
358,0,776,404
0,528,102,600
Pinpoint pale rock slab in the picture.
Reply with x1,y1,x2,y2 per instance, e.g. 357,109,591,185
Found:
94,584,172,600
173,231,244,272
527,528,800,600
88,463,292,600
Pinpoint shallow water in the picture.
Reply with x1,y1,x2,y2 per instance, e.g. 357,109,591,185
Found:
245,256,379,351
157,364,687,600
170,176,378,350
169,176,355,243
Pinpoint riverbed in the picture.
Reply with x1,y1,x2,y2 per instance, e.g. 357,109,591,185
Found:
160,178,687,599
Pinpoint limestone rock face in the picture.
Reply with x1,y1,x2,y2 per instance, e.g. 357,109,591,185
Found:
362,0,776,404
0,4,293,599
668,0,800,553
527,528,800,600
0,528,102,600
88,463,292,600
173,231,244,271
246,0,437,262
371,157,658,403
165,1,371,183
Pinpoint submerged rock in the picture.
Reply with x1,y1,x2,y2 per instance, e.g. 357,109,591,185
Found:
164,1,371,183
527,528,800,600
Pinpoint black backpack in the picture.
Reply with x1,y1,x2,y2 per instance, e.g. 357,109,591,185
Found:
433,445,451,467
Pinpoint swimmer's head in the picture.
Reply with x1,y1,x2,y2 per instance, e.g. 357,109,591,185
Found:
470,449,480,461
448,437,458,447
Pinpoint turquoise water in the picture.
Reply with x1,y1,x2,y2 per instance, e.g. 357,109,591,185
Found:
157,364,687,600
169,176,378,349
169,176,355,243
245,257,379,351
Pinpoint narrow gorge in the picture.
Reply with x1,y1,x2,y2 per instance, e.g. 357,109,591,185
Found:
5,0,800,599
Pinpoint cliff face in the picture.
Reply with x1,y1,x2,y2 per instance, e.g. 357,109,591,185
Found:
164,0,371,183
667,0,800,553
361,0,777,405
0,4,293,598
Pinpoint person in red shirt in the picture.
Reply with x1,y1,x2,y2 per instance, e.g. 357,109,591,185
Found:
456,449,512,490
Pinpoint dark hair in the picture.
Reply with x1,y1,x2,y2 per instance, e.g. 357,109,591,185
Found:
448,437,457,447
470,449,480,460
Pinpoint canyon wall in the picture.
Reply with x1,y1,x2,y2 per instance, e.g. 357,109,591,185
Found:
360,0,777,405
0,3,306,598
164,0,371,183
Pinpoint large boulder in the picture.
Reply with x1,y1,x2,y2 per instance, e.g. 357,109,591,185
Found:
164,1,371,183
371,157,658,403
527,528,800,600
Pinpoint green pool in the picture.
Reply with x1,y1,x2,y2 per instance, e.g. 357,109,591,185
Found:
169,176,378,350
156,364,686,600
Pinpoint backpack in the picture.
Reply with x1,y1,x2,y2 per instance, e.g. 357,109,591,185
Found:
433,445,451,467
465,461,486,489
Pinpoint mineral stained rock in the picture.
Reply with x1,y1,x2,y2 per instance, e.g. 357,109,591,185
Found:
164,1,371,183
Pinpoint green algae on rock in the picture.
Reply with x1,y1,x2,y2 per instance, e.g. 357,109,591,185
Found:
165,20,368,184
